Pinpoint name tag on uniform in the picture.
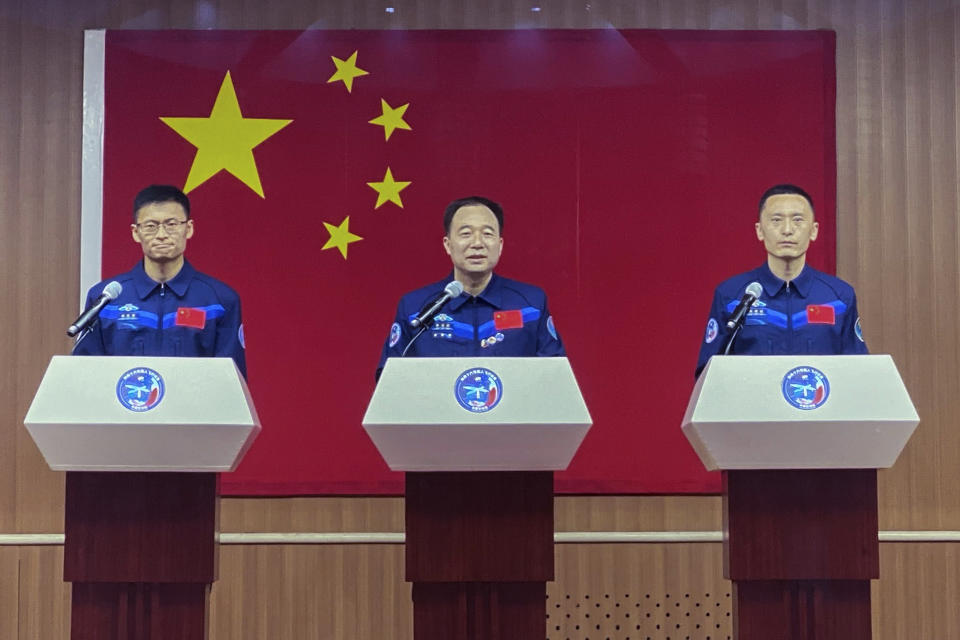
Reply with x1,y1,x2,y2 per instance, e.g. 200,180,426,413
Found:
175,307,207,329
494,309,524,330
806,304,836,325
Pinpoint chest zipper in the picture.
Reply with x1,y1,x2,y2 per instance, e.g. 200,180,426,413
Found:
157,283,166,353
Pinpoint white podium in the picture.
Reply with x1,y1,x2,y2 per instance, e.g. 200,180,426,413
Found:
682,354,919,469
25,355,260,471
681,354,919,640
363,356,591,471
364,356,592,640
23,355,261,640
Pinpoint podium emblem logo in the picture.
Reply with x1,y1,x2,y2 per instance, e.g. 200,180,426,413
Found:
116,367,165,412
454,368,502,412
781,366,829,410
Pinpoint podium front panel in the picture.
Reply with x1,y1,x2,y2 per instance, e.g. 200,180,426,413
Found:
681,354,919,470
24,355,260,471
363,356,592,471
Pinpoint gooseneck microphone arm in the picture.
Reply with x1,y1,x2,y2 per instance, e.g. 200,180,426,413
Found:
720,322,743,356
401,325,429,357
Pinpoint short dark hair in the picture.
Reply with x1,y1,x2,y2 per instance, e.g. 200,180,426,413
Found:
443,196,504,235
758,184,814,218
133,185,191,222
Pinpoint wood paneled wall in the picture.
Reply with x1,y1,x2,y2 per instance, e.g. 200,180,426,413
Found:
8,536,960,640
2,0,959,638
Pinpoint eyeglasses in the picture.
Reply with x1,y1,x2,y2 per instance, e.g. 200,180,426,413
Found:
136,219,188,236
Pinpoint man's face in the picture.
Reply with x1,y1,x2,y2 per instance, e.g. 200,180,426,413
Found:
755,194,818,260
443,204,503,278
131,201,194,263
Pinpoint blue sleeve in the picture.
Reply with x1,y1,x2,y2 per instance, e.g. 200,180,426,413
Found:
71,288,107,356
695,287,729,377
841,292,869,354
535,297,565,357
376,301,414,380
215,293,247,379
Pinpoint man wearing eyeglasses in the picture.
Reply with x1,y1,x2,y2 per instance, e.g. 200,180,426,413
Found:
73,184,247,377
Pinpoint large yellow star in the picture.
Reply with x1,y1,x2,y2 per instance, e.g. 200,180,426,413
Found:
327,51,369,93
368,99,412,141
322,216,363,259
160,71,293,197
366,167,412,209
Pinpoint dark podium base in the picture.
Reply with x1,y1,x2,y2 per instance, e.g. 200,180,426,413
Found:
65,472,218,640
724,469,878,640
71,583,209,640
734,580,871,640
413,582,546,639
405,471,554,640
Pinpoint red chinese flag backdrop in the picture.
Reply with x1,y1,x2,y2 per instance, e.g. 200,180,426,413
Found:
99,30,836,495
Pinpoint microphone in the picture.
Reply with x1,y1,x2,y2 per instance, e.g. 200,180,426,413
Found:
725,281,763,330
410,281,464,329
67,281,122,337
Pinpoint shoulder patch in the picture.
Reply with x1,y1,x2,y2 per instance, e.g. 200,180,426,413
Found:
238,324,245,349
389,322,401,348
546,316,558,340
705,318,719,344
855,317,864,342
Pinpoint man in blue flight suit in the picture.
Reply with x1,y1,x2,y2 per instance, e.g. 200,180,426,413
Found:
696,184,867,377
377,196,564,378
73,184,247,378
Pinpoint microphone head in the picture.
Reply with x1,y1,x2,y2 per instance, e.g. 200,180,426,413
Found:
745,281,763,299
445,280,465,297
102,281,123,301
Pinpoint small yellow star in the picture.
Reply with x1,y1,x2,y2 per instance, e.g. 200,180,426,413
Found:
160,71,292,197
327,51,369,93
368,98,412,141
322,216,363,259
366,167,412,209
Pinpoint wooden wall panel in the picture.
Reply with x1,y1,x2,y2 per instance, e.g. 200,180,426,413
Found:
4,540,960,640
12,0,82,534
209,544,411,640
16,546,70,640
0,2,24,535
867,0,960,530
221,497,404,533
220,495,725,533
0,548,19,640
556,495,723,531
875,542,960,640
549,543,733,640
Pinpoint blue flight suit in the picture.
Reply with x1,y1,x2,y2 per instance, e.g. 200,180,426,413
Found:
378,273,565,377
696,263,867,376
73,259,247,378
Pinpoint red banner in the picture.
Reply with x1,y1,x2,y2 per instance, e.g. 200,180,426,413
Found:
98,29,836,494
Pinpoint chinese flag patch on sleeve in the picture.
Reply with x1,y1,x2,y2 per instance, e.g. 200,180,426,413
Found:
806,304,836,325
175,307,207,329
494,310,524,330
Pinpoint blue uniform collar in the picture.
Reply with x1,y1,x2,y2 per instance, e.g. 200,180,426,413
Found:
758,262,812,298
132,259,195,299
447,272,504,311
